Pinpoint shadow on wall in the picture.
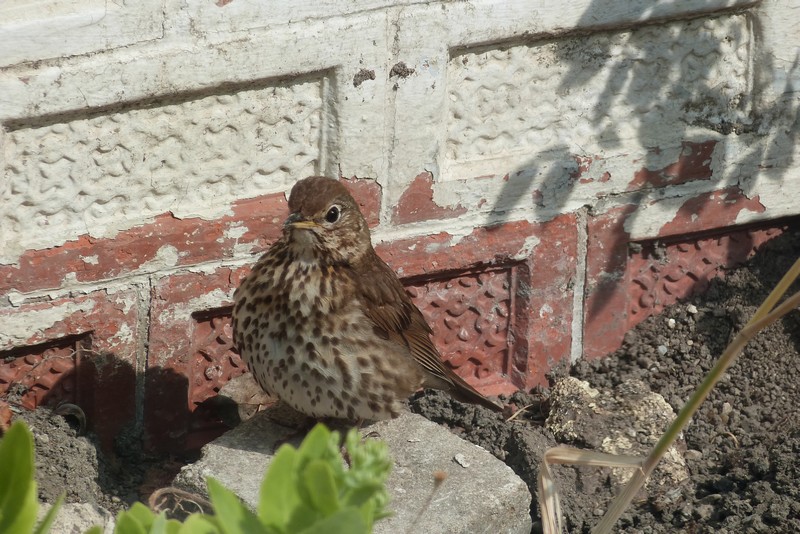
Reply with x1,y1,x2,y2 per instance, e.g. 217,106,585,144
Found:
0,342,229,455
472,4,800,324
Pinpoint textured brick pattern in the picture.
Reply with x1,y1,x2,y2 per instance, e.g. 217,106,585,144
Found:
2,79,322,262
584,203,791,359
410,269,511,386
444,14,749,181
0,338,86,411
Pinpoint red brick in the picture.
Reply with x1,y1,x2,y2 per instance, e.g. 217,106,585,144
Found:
584,204,639,359
628,141,716,190
0,290,139,450
340,176,381,227
627,226,783,322
656,186,766,238
392,172,468,224
0,193,286,295
513,214,578,389
407,268,514,393
585,202,790,359
146,266,248,452
380,214,578,390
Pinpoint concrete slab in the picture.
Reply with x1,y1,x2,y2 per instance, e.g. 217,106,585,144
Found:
174,411,532,533
38,502,115,534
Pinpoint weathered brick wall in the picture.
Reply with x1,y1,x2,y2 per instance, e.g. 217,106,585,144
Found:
2,0,798,450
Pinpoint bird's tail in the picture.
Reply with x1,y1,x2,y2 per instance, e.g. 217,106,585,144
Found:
447,371,504,412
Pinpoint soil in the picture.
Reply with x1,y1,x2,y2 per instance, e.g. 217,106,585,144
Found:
14,407,191,516
413,226,800,533
8,227,799,533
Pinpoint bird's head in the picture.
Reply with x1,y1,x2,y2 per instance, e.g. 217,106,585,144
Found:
283,176,373,264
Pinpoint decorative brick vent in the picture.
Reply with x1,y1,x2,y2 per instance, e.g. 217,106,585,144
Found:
0,336,89,411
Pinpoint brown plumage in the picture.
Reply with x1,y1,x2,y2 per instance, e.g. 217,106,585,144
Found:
232,176,502,420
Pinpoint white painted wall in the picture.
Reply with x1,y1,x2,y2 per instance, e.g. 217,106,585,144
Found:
1,0,798,266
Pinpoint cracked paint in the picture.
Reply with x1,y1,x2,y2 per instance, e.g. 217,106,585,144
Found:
0,300,95,348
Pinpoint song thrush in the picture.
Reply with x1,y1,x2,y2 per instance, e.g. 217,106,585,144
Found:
232,176,502,420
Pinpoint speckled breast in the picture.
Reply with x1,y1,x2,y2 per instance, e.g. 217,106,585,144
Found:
232,249,421,420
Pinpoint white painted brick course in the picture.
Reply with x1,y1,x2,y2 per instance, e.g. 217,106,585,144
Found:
2,78,323,261
1,0,798,269
0,0,163,68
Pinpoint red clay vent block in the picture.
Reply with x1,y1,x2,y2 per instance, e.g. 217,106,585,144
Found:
190,313,245,403
406,268,512,392
185,311,247,448
145,265,258,452
628,227,784,321
584,211,791,359
0,335,89,411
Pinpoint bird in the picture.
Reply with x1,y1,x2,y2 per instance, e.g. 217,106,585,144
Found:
231,176,503,421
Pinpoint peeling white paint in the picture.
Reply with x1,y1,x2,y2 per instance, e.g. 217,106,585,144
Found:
512,235,541,262
157,288,233,326
232,242,258,256
425,241,446,254
0,300,96,349
108,289,139,315
81,255,99,265
140,245,180,271
109,322,134,345
224,224,249,240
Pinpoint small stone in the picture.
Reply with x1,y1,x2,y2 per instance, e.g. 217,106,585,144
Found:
695,503,715,520
657,345,668,356
687,304,698,314
453,453,470,468
685,449,703,461
667,318,676,329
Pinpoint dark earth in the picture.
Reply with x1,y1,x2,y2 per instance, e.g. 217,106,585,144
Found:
11,226,800,532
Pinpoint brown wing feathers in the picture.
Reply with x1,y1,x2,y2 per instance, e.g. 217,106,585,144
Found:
356,253,503,412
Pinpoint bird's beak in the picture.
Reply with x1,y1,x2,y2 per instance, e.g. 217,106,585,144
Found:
284,212,318,229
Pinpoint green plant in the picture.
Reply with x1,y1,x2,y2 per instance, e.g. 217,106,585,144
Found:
1,421,390,534
108,423,391,534
239,423,392,533
0,421,62,534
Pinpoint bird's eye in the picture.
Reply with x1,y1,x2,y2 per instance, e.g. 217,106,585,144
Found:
324,205,341,224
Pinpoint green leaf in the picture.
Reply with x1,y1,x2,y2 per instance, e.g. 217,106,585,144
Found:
126,502,156,529
295,425,342,512
302,460,339,516
341,484,382,509
149,513,169,534
297,507,367,534
258,445,299,529
296,425,334,464
33,493,63,534
149,512,184,534
84,527,104,534
206,477,263,534
164,519,184,534
179,514,223,534
115,510,148,534
0,421,39,534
